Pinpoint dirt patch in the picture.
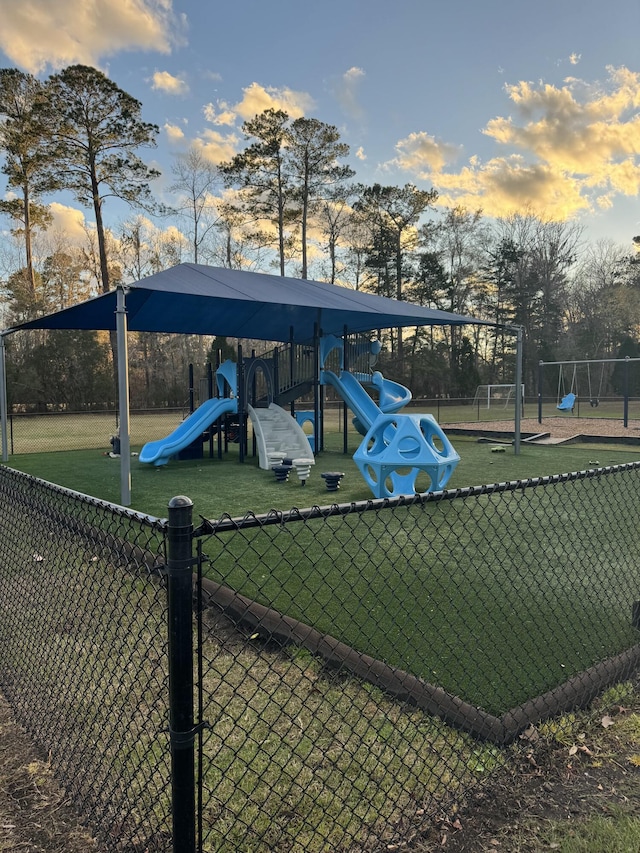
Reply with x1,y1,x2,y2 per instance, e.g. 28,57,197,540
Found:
0,693,102,852
412,687,640,852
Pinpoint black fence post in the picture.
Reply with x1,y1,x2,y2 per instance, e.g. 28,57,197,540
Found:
167,495,196,853
624,356,630,428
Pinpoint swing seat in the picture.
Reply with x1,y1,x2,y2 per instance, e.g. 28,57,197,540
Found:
557,392,576,411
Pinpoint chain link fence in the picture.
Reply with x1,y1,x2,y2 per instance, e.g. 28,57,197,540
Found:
4,409,187,454
0,466,171,850
1,462,640,850
6,397,640,457
193,465,640,850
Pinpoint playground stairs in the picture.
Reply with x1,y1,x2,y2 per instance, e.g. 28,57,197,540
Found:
247,403,315,472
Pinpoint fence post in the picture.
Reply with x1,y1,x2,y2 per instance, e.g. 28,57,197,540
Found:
167,495,196,853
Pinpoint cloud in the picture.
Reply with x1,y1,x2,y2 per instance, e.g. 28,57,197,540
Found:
355,146,367,161
390,132,462,174
192,129,239,165
151,70,189,96
201,83,314,130
0,0,187,74
389,66,640,222
202,101,237,127
334,66,365,121
569,52,581,65
201,82,315,131
48,202,87,244
163,122,186,145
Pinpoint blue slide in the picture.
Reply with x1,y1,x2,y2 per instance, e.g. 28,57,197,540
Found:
322,370,410,434
139,397,238,466
368,371,411,414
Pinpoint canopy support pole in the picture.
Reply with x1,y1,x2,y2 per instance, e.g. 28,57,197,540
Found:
0,333,8,462
116,287,131,506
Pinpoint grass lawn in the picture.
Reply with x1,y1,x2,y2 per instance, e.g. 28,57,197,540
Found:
4,431,640,714
4,429,640,519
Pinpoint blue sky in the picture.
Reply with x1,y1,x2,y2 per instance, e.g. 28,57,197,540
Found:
0,0,639,249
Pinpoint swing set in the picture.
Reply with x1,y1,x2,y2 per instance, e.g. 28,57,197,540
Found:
556,362,605,412
539,356,640,427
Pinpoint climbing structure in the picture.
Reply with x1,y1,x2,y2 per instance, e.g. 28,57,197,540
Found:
319,335,459,498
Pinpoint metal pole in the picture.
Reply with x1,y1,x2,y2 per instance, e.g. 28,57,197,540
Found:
167,495,196,853
188,363,195,414
514,326,523,456
0,333,8,462
537,360,543,424
314,323,322,454
237,343,245,463
624,356,630,428
115,287,131,506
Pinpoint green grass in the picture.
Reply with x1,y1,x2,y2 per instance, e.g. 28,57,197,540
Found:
4,431,640,714
5,430,640,519
202,476,640,713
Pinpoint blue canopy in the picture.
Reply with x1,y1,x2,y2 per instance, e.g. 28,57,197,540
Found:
7,263,489,342
1,263,499,506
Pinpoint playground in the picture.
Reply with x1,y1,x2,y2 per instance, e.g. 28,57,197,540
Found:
3,265,640,850
135,331,460,499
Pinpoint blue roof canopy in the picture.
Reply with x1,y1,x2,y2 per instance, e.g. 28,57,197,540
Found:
7,263,489,342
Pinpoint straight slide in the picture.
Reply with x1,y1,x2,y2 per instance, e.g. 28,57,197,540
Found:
139,397,238,466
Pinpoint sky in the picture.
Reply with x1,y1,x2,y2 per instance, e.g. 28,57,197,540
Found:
0,0,639,252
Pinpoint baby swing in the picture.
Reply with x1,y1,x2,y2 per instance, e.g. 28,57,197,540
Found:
557,363,577,412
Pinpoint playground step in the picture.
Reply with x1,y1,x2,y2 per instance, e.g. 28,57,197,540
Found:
529,434,578,445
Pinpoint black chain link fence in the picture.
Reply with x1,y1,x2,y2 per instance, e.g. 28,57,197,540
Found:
194,465,640,851
4,409,186,454
0,466,171,850
1,462,640,850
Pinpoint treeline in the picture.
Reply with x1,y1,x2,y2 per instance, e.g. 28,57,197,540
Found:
1,65,640,411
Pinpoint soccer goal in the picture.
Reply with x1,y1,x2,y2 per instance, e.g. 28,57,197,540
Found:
472,384,525,409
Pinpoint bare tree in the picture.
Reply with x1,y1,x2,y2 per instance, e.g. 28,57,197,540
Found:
169,145,221,263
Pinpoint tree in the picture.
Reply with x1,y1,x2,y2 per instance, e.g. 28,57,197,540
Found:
480,236,523,381
355,183,438,366
219,109,294,275
314,187,355,284
40,65,160,295
493,213,581,390
565,239,630,358
0,69,55,307
169,145,221,263
286,118,354,279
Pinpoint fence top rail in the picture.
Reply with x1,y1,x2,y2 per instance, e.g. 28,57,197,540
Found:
539,357,640,366
198,461,640,535
0,465,167,528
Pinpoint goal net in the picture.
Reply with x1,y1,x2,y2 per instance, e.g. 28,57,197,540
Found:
472,384,524,409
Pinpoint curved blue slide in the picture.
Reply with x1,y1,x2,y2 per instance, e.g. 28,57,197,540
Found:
322,370,399,432
139,397,238,466
369,371,411,414
322,369,410,434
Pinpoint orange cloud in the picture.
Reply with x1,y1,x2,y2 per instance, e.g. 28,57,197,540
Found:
389,66,640,223
0,0,186,73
